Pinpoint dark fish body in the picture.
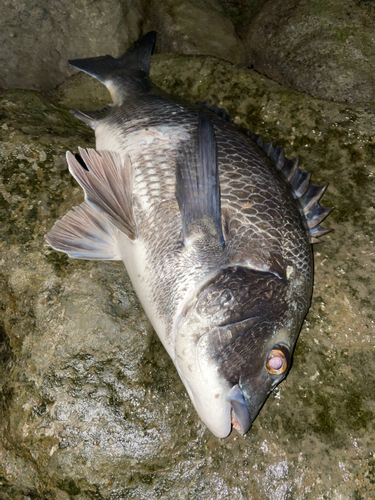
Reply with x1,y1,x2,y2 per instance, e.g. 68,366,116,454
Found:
46,33,331,437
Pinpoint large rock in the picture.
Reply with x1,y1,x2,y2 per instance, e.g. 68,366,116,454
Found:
144,0,245,64
245,0,375,103
0,0,145,91
214,0,269,38
0,55,375,498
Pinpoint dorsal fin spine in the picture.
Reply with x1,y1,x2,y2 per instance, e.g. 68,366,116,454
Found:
292,170,311,197
300,184,327,213
306,204,333,229
282,156,299,182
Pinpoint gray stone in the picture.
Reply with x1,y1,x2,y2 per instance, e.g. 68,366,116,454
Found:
0,0,145,91
144,0,246,64
244,0,375,103
0,54,375,498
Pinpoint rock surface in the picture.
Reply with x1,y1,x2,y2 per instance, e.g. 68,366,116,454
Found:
144,0,246,64
0,0,145,91
0,53,374,498
0,0,246,91
245,0,375,103
3,0,375,105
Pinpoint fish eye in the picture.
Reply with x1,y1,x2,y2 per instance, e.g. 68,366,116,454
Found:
266,347,289,375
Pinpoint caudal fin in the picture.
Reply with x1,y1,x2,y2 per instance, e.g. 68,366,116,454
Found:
69,31,156,84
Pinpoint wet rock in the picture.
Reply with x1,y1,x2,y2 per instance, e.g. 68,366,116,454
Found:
244,0,375,103
1,55,375,498
214,0,268,39
0,0,145,91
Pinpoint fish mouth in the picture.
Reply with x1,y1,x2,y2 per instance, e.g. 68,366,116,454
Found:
226,384,251,435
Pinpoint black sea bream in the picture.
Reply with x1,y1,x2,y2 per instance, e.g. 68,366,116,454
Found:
46,32,331,438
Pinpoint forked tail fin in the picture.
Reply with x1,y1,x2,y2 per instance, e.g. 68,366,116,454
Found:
69,31,156,104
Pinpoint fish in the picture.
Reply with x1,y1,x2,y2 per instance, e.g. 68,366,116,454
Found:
45,32,331,438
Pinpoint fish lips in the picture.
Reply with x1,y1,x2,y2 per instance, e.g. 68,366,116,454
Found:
226,379,274,436
225,384,251,435
224,382,270,435
226,352,292,435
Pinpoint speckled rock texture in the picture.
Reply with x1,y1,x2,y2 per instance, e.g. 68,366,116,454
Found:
244,0,375,103
0,53,374,498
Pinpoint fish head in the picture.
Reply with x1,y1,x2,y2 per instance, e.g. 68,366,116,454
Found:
174,265,306,438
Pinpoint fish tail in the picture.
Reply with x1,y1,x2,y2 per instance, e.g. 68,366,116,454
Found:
69,31,156,102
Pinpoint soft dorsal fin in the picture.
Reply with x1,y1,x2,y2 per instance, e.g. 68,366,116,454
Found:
175,114,224,246
197,100,333,243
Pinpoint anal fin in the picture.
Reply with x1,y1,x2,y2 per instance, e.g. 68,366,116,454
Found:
45,201,121,260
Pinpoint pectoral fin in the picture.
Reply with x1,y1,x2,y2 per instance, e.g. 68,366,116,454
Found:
175,114,224,246
197,100,332,243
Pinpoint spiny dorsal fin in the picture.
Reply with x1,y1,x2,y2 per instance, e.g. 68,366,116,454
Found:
258,144,332,243
175,114,224,246
197,100,332,243
67,148,137,240
45,201,121,260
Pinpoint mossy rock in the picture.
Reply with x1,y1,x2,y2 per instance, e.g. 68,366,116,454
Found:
0,54,374,498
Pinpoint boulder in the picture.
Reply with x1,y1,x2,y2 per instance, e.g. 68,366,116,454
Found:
144,0,245,64
245,0,375,103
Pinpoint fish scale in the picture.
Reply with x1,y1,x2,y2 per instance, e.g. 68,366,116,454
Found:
46,32,331,438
